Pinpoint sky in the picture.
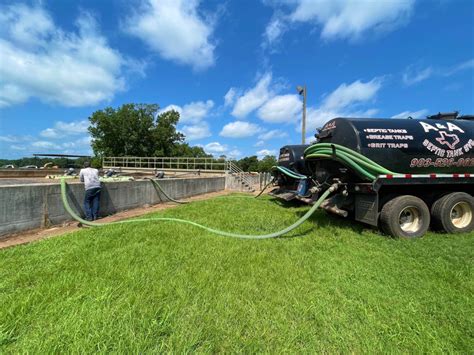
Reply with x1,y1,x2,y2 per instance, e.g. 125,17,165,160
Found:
0,0,473,159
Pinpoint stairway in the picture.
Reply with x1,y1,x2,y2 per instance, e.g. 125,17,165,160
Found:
225,161,255,192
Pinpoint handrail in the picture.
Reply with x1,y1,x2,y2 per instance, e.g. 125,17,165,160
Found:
226,161,255,188
102,156,256,189
103,156,227,172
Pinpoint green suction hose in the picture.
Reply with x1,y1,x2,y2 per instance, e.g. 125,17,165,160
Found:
272,166,308,179
60,179,339,239
304,143,398,181
254,179,274,198
148,178,189,204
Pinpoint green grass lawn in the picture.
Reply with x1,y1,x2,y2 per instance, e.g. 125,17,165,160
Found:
1,195,473,353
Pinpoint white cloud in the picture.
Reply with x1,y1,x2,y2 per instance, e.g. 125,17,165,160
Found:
231,73,273,118
257,94,301,123
402,66,433,86
321,78,382,110
181,100,214,123
0,135,24,143
159,99,214,141
61,136,92,149
23,135,92,155
181,122,211,140
160,100,214,124
227,74,381,137
124,0,216,70
40,128,59,139
264,17,286,45
445,58,474,75
304,78,383,132
257,149,277,159
40,120,89,139
202,142,241,158
391,109,429,119
401,58,474,85
305,107,341,132
224,88,237,107
0,4,126,107
293,0,414,40
258,129,288,141
304,107,381,133
264,0,415,44
228,72,300,123
31,141,61,149
159,104,181,115
227,149,242,159
204,141,227,154
254,140,265,147
219,121,261,138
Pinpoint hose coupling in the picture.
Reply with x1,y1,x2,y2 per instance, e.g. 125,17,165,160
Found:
328,182,340,193
309,186,320,194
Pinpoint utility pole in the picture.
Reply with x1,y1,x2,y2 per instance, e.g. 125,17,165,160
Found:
297,85,307,144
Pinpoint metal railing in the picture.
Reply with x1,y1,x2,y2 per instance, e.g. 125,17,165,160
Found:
103,156,227,172
103,156,260,191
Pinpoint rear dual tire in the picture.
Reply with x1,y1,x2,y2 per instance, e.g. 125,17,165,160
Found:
431,192,474,234
380,193,474,238
380,195,430,238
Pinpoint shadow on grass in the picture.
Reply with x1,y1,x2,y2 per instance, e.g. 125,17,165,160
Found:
308,212,367,234
267,197,305,208
275,202,372,236
262,196,369,237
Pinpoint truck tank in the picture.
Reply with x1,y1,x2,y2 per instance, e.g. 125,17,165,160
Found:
277,145,310,175
308,117,474,177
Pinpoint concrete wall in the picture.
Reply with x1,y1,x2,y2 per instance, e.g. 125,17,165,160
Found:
0,168,63,178
0,177,225,237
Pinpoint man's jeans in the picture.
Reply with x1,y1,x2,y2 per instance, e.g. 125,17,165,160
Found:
84,187,101,221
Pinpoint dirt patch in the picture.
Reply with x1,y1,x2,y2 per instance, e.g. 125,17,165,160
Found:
0,189,234,250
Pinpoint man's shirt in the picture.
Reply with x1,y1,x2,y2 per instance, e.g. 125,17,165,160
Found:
79,167,101,190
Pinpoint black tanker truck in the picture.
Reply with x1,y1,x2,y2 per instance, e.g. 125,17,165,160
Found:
271,112,474,238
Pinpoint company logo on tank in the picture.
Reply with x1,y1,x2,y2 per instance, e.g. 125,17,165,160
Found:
419,121,473,158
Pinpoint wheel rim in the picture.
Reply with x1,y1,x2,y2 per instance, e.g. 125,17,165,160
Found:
398,206,422,233
450,201,472,229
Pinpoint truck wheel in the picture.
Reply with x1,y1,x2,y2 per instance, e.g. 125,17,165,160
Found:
380,196,430,238
431,192,474,233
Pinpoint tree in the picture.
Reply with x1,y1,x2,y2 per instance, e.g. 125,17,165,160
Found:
233,154,277,172
89,104,158,157
236,156,259,172
89,104,201,158
171,142,210,157
257,155,277,172
153,110,185,156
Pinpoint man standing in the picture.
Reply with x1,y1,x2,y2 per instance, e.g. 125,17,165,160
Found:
79,161,101,221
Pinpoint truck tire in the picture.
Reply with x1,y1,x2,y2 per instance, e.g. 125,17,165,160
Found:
431,192,474,234
380,195,430,238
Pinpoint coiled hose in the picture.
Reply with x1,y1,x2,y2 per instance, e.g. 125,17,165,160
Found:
60,179,338,239
304,143,397,181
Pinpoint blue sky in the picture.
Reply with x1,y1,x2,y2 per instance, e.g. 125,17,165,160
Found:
0,0,473,159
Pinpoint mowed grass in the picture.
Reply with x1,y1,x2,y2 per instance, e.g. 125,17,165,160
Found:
1,194,473,353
